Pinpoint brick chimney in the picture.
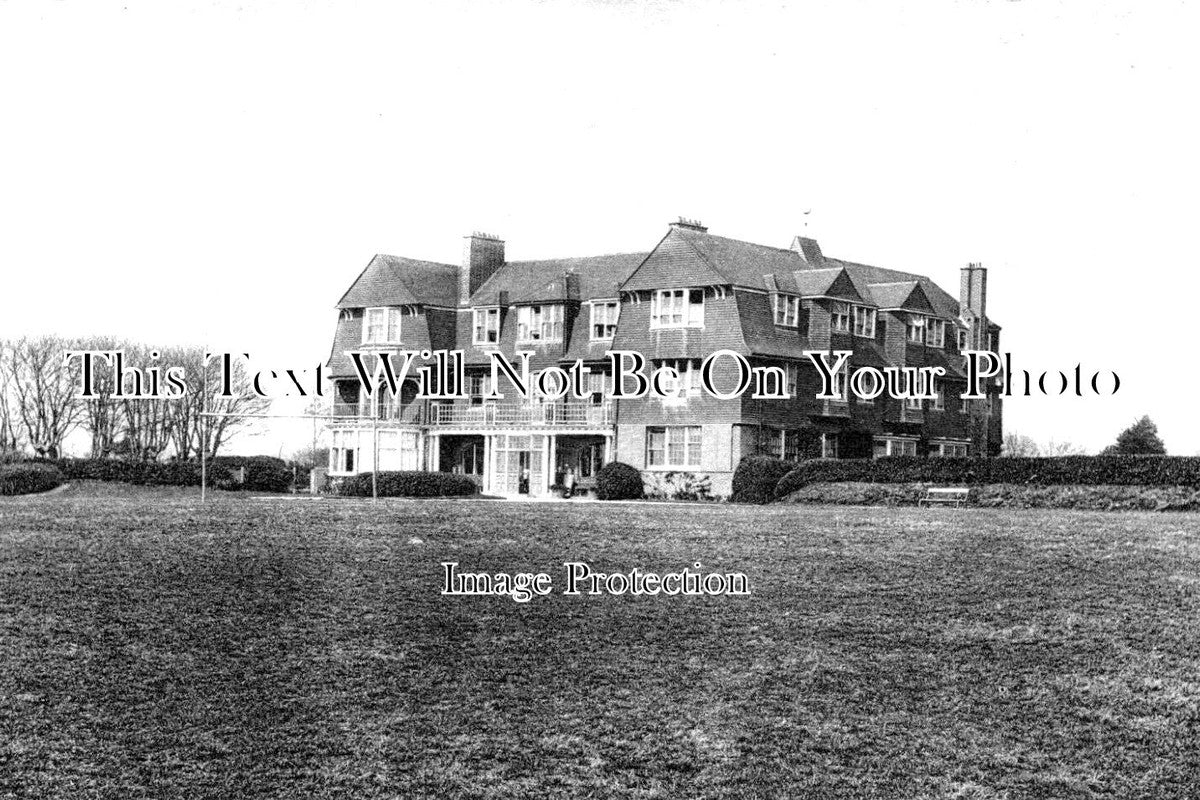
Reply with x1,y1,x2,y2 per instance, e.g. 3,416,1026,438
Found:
460,231,505,305
959,262,988,348
669,216,708,233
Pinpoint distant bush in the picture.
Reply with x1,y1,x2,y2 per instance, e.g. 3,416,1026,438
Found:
774,456,1200,499
340,471,479,498
595,462,644,501
212,455,293,493
732,456,793,504
0,462,66,496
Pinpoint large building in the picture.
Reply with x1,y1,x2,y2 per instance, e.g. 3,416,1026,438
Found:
325,219,1002,497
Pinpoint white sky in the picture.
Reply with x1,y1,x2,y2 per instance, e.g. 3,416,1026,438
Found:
2,0,1197,455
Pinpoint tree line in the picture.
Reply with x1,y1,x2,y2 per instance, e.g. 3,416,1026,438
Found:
0,336,269,460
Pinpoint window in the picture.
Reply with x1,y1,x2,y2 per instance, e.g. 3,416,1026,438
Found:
927,319,946,348
586,370,607,404
363,307,402,344
784,430,803,461
957,328,969,350
590,301,619,340
773,293,800,327
330,429,358,474
933,380,945,411
377,430,420,471
516,305,563,343
831,301,851,333
932,441,969,458
905,395,923,411
853,306,876,338
646,426,702,468
473,307,500,345
651,288,704,328
468,373,493,405
960,394,970,414
874,437,917,458
832,366,849,401
764,428,783,457
784,362,798,396
906,315,926,343
821,433,839,459
652,359,702,396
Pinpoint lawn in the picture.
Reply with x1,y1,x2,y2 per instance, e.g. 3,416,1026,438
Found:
1,484,1198,799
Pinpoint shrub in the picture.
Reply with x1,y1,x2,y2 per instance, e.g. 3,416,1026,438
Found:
0,462,66,496
595,462,644,501
340,471,479,498
774,455,1200,499
212,455,293,493
643,471,713,501
731,456,793,504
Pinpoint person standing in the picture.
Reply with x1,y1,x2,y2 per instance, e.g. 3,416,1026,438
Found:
563,466,577,499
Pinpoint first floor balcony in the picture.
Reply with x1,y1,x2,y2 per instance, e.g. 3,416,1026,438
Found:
430,401,613,430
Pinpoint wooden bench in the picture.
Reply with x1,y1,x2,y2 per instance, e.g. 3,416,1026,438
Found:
918,487,970,508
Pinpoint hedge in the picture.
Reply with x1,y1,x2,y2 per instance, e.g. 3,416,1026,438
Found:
732,456,794,504
340,471,479,498
775,456,1200,498
0,463,66,496
212,456,293,493
596,462,644,501
52,455,294,492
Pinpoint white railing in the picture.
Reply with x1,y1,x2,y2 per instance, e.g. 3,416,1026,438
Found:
431,401,613,429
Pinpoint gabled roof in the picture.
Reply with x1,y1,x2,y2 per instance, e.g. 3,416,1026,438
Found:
866,281,936,313
336,254,460,309
472,252,648,306
792,267,865,302
824,257,961,320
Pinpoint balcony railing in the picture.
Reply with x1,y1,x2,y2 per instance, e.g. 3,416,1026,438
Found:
430,401,613,429
331,402,423,424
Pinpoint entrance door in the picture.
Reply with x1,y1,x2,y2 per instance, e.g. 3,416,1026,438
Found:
489,434,547,496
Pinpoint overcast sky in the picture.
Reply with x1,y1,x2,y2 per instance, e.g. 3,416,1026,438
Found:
2,0,1197,456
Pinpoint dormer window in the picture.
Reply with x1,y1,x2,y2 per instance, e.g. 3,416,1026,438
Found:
363,307,402,344
516,304,563,343
473,307,500,345
651,288,704,329
906,315,926,344
957,328,969,350
773,293,800,327
831,301,851,333
590,300,619,340
927,319,946,348
853,306,876,338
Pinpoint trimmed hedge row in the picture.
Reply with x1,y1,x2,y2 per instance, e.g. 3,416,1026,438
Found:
775,455,1200,498
53,455,293,492
0,463,66,496
596,462,644,500
340,471,479,498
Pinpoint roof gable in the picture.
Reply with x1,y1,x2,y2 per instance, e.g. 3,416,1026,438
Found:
867,281,937,313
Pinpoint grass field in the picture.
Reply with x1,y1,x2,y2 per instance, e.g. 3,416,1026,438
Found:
2,483,1198,798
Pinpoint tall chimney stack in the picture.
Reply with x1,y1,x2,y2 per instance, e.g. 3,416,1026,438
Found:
959,262,988,348
460,231,505,306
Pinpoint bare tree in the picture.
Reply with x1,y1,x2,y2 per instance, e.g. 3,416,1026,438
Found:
115,344,175,461
167,349,271,459
73,337,125,458
0,342,22,453
1001,432,1039,457
2,335,85,458
1042,439,1087,457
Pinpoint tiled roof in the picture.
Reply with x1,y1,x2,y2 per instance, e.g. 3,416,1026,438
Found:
336,255,460,309
472,253,649,306
865,281,936,313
